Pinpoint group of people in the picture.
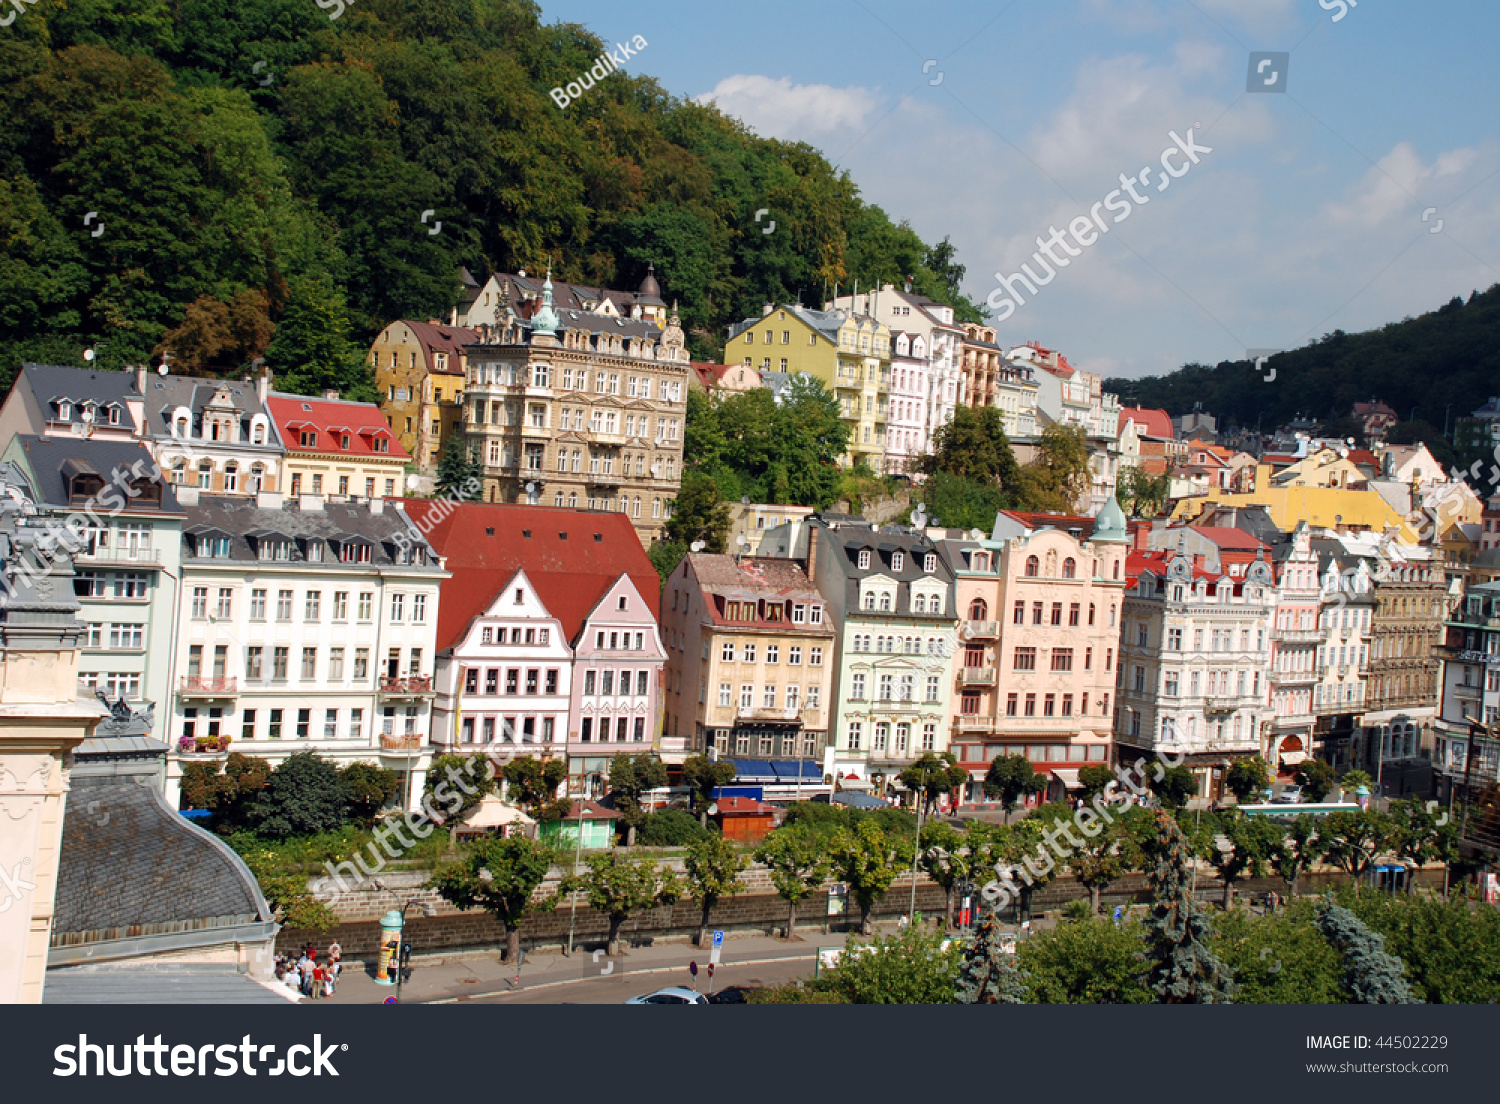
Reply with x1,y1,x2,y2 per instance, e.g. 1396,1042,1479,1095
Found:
273,941,342,1000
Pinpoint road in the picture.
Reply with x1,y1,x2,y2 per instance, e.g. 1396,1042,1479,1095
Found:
436,952,822,1005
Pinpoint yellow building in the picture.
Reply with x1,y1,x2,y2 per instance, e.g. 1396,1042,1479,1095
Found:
1265,451,1367,490
727,304,890,469
1174,484,1422,541
267,392,412,500
368,320,476,471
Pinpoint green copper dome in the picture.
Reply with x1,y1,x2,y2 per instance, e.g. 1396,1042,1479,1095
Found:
1092,493,1128,543
531,268,560,337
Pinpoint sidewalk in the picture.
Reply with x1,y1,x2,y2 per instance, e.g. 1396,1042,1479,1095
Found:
318,929,848,1005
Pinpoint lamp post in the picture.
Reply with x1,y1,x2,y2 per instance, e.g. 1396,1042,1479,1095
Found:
565,796,586,956
907,760,931,926
392,896,437,1005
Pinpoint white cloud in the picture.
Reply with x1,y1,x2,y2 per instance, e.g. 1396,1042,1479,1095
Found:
1324,142,1481,228
694,75,880,140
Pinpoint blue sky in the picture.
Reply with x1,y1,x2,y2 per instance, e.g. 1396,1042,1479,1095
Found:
539,0,1500,381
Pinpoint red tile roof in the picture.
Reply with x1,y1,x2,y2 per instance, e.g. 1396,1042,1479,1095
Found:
1120,406,1174,439
266,394,411,461
399,321,479,374
403,501,661,652
714,796,776,816
998,511,1096,539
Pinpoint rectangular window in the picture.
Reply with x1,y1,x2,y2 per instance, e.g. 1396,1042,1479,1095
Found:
324,709,338,739
719,683,732,706
1014,647,1036,671
272,647,289,680
305,591,321,621
354,649,368,680
296,709,311,738
1051,649,1073,672
276,590,293,621
358,592,373,621
788,646,802,665
268,709,282,739
1014,601,1025,625
1032,602,1043,625
1024,693,1036,717
506,669,519,695
1006,693,1018,716
191,587,208,619
926,674,940,702
766,645,780,664
216,588,233,619
1050,603,1062,626
301,647,317,680
413,594,426,623
391,593,405,622
329,648,345,680
740,684,753,709
246,647,263,681
250,589,267,620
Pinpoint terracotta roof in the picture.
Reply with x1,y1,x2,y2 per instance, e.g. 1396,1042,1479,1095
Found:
560,799,620,821
1346,448,1379,467
1119,406,1174,439
998,510,1096,539
404,501,661,652
267,394,411,461
398,320,479,374
714,795,776,816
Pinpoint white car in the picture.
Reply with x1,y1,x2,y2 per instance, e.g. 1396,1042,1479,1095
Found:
1273,785,1303,804
625,986,709,1005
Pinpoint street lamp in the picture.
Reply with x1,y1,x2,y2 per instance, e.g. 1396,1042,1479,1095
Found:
391,895,437,1005
907,759,932,926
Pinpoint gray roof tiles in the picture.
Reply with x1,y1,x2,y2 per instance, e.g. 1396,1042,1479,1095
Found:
180,495,437,567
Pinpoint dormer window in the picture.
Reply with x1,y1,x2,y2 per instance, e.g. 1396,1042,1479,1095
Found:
339,540,372,564
342,435,352,449
374,438,389,453
857,550,871,570
107,406,121,426
258,538,293,562
892,551,905,572
810,605,823,625
307,540,325,563
300,431,317,447
924,553,936,573
252,424,265,445
201,536,230,559
863,592,876,611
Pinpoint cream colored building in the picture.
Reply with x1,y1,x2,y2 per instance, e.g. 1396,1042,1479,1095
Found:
267,392,411,500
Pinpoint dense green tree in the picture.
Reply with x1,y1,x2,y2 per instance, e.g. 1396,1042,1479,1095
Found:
1316,896,1419,1004
1116,465,1172,518
179,751,270,833
912,820,996,930
264,273,375,400
817,925,961,1004
1200,811,1282,909
983,754,1047,816
435,433,482,498
500,757,569,823
1212,898,1347,1004
1150,764,1199,809
912,471,1011,533
1341,887,1500,1003
754,825,832,938
1017,917,1151,1004
1140,810,1237,1003
897,751,968,817
1294,758,1336,802
918,406,1022,489
1019,424,1092,513
664,471,732,552
1077,765,1116,799
339,761,400,827
1269,813,1326,897
680,754,736,825
563,852,681,956
683,834,750,947
1225,757,1272,803
1321,809,1397,887
428,835,558,965
1068,805,1151,916
606,753,667,846
647,540,688,584
1387,799,1459,892
249,752,348,839
828,821,911,935
636,808,712,846
422,753,497,823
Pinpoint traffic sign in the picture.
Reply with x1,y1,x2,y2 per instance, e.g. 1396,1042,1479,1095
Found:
689,960,698,977
707,963,715,978
710,930,723,964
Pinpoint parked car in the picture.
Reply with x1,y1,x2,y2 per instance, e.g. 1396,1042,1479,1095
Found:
625,986,709,1006
706,986,759,1005
1273,785,1303,804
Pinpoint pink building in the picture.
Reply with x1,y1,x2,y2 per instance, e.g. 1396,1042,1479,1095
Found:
1268,522,1322,774
938,497,1130,805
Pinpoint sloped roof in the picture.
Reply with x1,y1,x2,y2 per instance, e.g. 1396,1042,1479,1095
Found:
266,393,411,462
181,495,437,567
12,435,184,514
1188,525,1270,551
398,320,479,374
404,501,661,652
17,362,142,409
1119,406,1174,439
997,510,1097,540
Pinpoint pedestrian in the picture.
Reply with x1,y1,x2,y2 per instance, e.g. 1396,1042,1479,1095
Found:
320,960,334,999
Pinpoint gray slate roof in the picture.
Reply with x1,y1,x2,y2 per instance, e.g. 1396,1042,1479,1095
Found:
45,965,293,1004
139,373,280,445
17,362,141,409
182,494,436,567
11,434,184,513
820,523,955,620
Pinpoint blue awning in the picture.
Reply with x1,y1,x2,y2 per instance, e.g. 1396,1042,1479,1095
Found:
771,760,821,781
180,809,212,821
729,759,777,783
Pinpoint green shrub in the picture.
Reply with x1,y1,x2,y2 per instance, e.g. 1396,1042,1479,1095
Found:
636,808,713,846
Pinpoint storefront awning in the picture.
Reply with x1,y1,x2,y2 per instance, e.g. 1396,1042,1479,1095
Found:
771,760,821,782
1279,750,1308,766
1051,768,1081,791
729,759,777,783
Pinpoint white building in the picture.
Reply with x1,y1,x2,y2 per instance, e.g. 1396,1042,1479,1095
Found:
167,490,447,810
1117,543,1276,800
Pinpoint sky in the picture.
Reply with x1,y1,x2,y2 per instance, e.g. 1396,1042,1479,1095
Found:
537,0,1500,381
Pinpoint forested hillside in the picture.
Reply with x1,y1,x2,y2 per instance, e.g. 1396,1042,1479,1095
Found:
0,0,984,389
1105,287,1500,437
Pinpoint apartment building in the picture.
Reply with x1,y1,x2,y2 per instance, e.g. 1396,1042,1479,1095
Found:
407,501,666,799
369,320,477,471
940,497,1129,804
0,437,185,725
663,554,835,791
1267,524,1322,773
267,392,411,501
885,331,930,475
1311,551,1375,772
1117,543,1276,800
167,491,446,810
726,304,891,470
461,274,691,545
759,517,957,798
1434,579,1500,809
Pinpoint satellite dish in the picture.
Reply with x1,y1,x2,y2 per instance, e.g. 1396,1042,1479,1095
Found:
707,803,719,816
157,364,168,376
690,541,706,552
736,535,747,548
526,482,536,494
83,348,95,362
741,496,750,505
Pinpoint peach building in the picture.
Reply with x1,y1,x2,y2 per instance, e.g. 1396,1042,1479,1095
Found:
937,496,1130,805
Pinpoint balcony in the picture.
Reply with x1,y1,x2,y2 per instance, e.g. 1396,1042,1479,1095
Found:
961,668,997,685
74,547,162,568
956,715,996,733
1275,629,1325,644
871,699,920,713
1273,671,1319,686
589,432,628,448
736,707,805,724
964,621,1000,640
1203,698,1237,713
520,422,551,439
379,733,427,754
178,676,237,697
174,736,231,757
379,675,435,697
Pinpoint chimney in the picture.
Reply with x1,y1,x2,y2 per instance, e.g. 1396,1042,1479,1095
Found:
258,371,270,404
135,365,146,395
324,390,340,401
762,303,774,317
805,523,818,582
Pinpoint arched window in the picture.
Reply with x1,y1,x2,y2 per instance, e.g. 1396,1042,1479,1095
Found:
1025,555,1039,577
968,598,988,621
1063,557,1076,579
1112,559,1121,580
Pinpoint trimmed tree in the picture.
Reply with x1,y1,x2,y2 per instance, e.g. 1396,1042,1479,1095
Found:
607,753,668,846
501,757,570,823
683,835,750,947
1077,764,1116,800
955,907,1027,1004
681,754,736,826
897,751,968,816
829,821,912,935
983,754,1047,817
1140,810,1237,1003
754,825,831,939
1315,896,1419,1004
1388,798,1459,894
1069,806,1149,916
427,835,558,964
249,752,348,839
340,762,400,826
1150,765,1199,809
564,852,682,956
422,753,497,823
1225,756,1272,803
1201,811,1282,909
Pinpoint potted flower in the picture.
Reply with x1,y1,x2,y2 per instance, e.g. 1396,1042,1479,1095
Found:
177,736,195,753
195,735,215,752
217,734,232,752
